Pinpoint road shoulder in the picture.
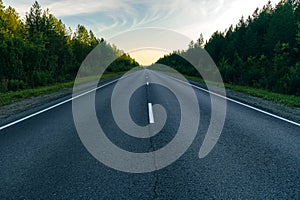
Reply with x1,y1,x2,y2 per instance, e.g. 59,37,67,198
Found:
1,76,299,127
0,76,121,127
189,80,300,123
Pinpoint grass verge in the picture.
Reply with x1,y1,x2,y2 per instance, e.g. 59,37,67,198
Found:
2,72,299,108
184,75,300,108
0,72,124,107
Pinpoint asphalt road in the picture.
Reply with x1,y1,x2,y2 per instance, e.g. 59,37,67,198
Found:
1,70,300,199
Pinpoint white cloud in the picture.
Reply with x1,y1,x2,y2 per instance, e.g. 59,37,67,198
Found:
2,0,282,41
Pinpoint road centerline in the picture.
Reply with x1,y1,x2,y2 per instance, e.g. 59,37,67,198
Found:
148,103,155,124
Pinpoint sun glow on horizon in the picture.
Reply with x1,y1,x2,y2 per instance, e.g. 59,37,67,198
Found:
129,49,169,66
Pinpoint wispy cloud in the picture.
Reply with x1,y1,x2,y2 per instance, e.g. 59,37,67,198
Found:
3,0,281,41
1,0,282,64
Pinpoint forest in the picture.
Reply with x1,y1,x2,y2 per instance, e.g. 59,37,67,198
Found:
0,1,138,92
1,0,299,96
157,0,300,96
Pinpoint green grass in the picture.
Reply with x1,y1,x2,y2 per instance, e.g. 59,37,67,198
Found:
225,84,300,107
2,71,299,108
184,75,300,108
0,72,124,107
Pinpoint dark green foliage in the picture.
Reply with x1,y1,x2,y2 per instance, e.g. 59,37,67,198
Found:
107,54,139,73
157,53,197,76
0,1,138,92
158,0,300,96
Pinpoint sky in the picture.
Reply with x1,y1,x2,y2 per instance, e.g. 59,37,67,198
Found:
3,0,281,65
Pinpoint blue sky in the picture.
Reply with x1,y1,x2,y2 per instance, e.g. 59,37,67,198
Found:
3,0,281,64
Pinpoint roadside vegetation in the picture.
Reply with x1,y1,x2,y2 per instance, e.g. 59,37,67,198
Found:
157,0,300,107
0,1,138,94
0,71,127,107
1,0,299,108
185,75,300,107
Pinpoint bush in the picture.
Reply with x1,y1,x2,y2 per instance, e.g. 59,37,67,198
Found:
8,79,25,91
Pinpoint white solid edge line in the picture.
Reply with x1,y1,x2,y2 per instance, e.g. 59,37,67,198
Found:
148,103,155,124
0,74,131,131
154,71,300,127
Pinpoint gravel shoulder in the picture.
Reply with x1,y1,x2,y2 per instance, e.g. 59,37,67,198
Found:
0,76,121,127
1,77,299,127
225,88,300,123
190,80,300,124
0,88,72,125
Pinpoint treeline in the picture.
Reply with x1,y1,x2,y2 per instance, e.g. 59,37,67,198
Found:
158,0,300,95
0,1,138,92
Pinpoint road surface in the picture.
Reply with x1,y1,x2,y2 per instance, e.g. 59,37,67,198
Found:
1,70,300,199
